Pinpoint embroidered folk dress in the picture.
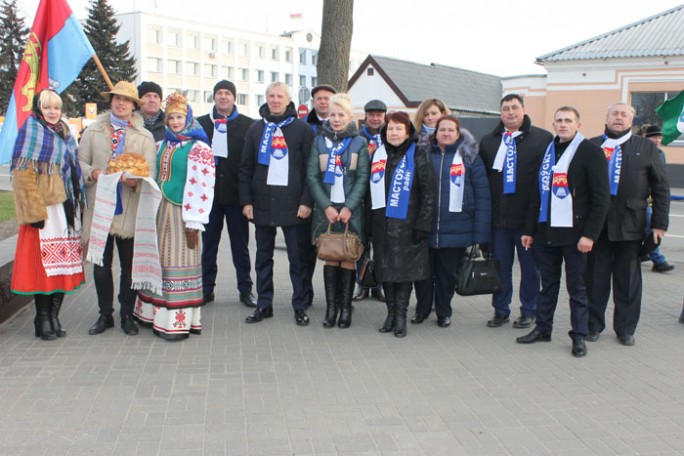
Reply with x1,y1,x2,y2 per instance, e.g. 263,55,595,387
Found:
134,138,215,339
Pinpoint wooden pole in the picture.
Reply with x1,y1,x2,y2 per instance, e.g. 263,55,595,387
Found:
92,54,114,90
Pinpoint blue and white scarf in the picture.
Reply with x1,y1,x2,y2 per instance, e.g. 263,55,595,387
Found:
538,133,584,227
258,116,295,186
493,131,522,194
383,143,416,220
324,137,352,203
361,126,381,156
601,131,630,196
210,105,239,163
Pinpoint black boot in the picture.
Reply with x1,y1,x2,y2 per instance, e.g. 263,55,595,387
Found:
379,282,395,333
49,293,67,337
34,295,57,341
322,266,339,328
680,300,684,324
393,282,412,338
337,268,355,329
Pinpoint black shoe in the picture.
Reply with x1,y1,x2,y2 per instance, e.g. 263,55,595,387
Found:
487,312,510,328
513,314,535,329
353,285,369,301
88,314,114,335
239,291,257,308
371,287,385,302
585,331,600,342
639,254,650,263
295,309,310,326
121,315,139,335
617,334,635,346
516,329,551,344
652,262,675,273
437,316,451,328
203,292,215,304
572,339,587,357
680,308,684,324
410,313,428,324
245,307,273,323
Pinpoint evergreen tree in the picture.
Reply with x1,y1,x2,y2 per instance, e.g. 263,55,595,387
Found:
0,0,28,115
63,0,136,116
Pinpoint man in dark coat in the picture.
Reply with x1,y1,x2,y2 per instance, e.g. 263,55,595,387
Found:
306,84,336,134
585,102,670,346
517,106,610,358
137,81,165,142
239,82,315,326
479,94,553,329
197,80,256,307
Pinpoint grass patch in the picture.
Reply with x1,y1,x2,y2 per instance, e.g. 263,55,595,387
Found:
0,191,16,223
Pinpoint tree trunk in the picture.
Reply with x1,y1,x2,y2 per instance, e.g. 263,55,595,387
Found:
317,0,354,93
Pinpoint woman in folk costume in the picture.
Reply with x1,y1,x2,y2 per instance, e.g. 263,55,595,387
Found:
412,116,491,328
307,93,370,329
11,89,86,340
370,111,436,338
135,92,215,341
413,98,450,149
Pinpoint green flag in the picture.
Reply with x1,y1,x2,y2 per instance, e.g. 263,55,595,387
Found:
656,90,684,145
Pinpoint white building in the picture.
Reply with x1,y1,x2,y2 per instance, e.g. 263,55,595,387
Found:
116,11,366,118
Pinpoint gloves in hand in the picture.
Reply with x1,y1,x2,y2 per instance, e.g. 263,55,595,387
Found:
30,220,45,229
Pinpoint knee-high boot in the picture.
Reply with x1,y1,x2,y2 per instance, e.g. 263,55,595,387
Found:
323,266,340,328
50,293,67,337
337,268,355,329
394,282,413,338
379,282,395,333
34,295,57,341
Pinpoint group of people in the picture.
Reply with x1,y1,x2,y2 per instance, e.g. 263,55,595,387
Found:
9,77,673,355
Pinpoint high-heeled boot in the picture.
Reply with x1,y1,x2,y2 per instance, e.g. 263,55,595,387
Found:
322,266,339,328
337,268,355,329
393,282,413,338
378,282,395,333
50,293,67,337
34,295,57,341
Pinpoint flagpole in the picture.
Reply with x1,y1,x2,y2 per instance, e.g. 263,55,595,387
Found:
92,55,115,91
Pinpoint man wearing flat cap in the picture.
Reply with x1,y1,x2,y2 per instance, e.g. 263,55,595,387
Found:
78,81,157,336
306,84,336,134
197,80,256,307
137,81,165,142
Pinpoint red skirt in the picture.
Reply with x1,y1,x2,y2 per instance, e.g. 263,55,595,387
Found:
11,224,85,295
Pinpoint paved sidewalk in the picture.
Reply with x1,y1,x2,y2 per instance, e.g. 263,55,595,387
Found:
1,228,683,456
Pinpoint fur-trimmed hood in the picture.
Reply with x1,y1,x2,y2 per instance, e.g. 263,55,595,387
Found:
430,128,479,164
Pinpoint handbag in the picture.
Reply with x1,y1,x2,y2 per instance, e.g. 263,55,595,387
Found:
456,245,502,296
315,222,364,262
359,256,378,288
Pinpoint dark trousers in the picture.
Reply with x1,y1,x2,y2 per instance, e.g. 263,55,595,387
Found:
414,247,465,318
586,233,642,336
93,235,135,318
254,224,311,311
534,244,589,341
202,203,253,295
491,226,539,317
303,223,316,305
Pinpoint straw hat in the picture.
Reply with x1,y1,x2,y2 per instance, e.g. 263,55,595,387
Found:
101,81,143,106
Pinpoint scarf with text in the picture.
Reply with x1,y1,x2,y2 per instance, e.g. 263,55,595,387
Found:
324,137,352,203
448,151,465,212
492,130,522,194
370,143,416,220
258,116,295,186
210,105,239,163
601,131,631,196
362,126,382,156
538,133,584,227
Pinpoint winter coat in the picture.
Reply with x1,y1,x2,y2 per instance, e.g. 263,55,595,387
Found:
307,121,370,245
427,129,491,249
143,110,166,143
197,108,254,206
306,109,324,134
371,125,436,283
239,102,315,227
523,136,610,246
589,131,670,241
479,115,553,229
79,111,157,242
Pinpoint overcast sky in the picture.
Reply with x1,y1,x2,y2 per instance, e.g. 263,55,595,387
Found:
18,0,684,77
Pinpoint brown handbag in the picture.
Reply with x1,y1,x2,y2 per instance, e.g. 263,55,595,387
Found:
315,222,364,262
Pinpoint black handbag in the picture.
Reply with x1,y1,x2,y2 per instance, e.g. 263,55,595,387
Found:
359,256,378,288
456,245,502,296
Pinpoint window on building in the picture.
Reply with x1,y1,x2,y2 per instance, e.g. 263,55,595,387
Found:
187,62,199,76
223,39,233,54
256,94,264,106
311,76,317,87
271,48,278,60
270,71,279,83
311,53,317,65
188,33,199,49
239,67,249,81
186,90,199,102
205,36,216,51
148,57,162,73
299,75,306,88
285,49,292,63
238,41,249,56
167,30,181,47
204,64,217,78
168,59,182,74
148,27,161,44
256,45,264,59
367,67,374,76
221,66,233,79
284,73,292,86
256,69,264,83
237,94,248,105
205,90,213,103
299,51,306,64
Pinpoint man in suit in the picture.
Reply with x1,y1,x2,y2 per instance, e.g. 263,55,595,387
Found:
517,106,610,357
197,80,256,307
585,102,670,346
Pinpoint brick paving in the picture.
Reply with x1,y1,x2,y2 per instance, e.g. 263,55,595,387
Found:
1,228,683,456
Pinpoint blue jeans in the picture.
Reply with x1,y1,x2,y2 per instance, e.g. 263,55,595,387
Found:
491,226,539,317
